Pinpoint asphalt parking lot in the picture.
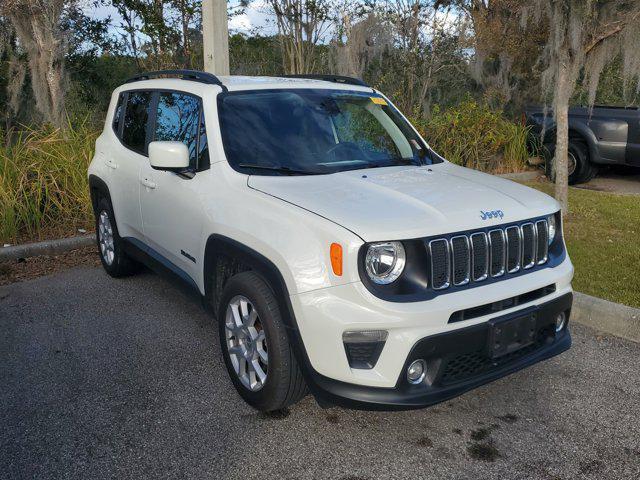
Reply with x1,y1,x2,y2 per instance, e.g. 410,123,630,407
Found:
1,267,639,480
577,167,640,195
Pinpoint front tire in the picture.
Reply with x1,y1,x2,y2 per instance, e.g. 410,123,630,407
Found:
218,271,306,411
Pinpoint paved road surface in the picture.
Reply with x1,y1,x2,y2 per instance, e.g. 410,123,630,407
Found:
577,168,640,195
1,267,639,479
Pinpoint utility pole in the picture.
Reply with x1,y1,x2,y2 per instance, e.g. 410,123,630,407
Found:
202,0,230,75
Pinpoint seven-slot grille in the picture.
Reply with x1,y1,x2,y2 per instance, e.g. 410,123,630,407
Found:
427,219,550,290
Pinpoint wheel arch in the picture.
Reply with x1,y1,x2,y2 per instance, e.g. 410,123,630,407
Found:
567,121,601,163
203,235,295,329
203,234,331,403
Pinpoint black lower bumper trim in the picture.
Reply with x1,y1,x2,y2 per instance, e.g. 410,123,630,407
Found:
306,292,573,411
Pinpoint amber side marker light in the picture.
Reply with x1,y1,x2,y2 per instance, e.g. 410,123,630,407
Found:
330,243,343,276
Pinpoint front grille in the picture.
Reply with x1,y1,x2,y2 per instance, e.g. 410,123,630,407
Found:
470,233,488,281
488,229,506,277
451,236,470,286
535,220,549,264
505,226,521,273
521,223,536,269
426,218,550,291
429,239,451,290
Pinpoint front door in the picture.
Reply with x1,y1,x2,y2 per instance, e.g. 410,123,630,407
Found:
139,91,207,279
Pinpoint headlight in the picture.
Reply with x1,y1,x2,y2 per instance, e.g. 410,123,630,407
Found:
365,241,406,284
547,214,557,245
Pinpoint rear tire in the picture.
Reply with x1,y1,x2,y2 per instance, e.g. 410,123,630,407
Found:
545,138,598,185
568,138,598,184
218,271,307,412
95,196,139,277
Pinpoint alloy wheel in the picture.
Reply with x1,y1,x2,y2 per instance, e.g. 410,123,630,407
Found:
98,210,115,265
567,151,577,176
225,295,269,391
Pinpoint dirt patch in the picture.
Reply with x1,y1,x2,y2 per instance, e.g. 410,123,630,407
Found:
415,435,433,448
326,413,340,424
467,423,502,462
470,427,491,442
470,424,500,442
578,459,604,475
496,413,519,424
257,408,290,420
467,441,501,462
0,246,100,286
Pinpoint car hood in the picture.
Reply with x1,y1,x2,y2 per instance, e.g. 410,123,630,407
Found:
247,162,559,241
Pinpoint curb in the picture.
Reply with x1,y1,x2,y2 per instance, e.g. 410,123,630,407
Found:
0,235,94,263
571,292,640,343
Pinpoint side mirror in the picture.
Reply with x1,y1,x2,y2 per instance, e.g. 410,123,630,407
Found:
148,141,190,171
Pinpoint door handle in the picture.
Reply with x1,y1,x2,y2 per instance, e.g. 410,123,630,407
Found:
140,178,157,189
104,159,118,169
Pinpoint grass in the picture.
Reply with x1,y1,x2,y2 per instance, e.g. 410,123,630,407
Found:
0,122,97,244
525,181,640,308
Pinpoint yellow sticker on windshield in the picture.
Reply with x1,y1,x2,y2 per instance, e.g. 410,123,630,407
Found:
371,97,388,106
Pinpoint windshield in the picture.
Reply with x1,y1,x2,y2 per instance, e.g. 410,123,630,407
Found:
217,89,441,175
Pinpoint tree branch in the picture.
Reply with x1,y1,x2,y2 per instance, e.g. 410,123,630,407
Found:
584,10,640,55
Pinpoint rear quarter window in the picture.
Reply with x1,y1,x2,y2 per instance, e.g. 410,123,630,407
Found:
112,93,125,136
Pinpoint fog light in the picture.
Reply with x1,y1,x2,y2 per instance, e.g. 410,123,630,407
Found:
555,312,566,332
407,359,427,384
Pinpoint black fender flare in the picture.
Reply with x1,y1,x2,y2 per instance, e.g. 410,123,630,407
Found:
88,174,111,214
203,234,297,329
541,122,600,164
567,121,600,163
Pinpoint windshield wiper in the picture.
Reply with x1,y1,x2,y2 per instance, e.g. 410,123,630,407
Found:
238,163,320,175
349,157,420,171
389,156,422,166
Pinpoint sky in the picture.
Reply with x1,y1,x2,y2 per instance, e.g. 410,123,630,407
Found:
86,0,277,36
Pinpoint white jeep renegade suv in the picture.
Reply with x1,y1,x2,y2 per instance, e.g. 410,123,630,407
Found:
88,70,573,412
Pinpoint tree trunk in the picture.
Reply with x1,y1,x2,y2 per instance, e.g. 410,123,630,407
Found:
180,1,191,68
7,7,66,128
553,60,571,214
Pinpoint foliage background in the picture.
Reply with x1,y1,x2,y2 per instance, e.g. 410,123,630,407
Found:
0,0,638,244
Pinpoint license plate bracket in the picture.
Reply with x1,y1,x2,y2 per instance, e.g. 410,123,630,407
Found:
487,311,538,359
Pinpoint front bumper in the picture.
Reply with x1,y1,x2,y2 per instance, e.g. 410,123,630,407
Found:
290,257,573,387
287,256,574,410
305,292,572,410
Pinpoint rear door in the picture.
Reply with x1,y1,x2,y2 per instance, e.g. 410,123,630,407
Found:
108,90,153,239
139,90,208,278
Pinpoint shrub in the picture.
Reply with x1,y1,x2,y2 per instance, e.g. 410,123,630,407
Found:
0,121,98,244
412,99,530,173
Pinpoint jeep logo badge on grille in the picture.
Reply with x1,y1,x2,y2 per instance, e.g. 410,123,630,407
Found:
480,210,504,220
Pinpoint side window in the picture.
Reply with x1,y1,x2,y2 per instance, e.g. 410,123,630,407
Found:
112,93,125,136
154,92,201,168
122,91,152,154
